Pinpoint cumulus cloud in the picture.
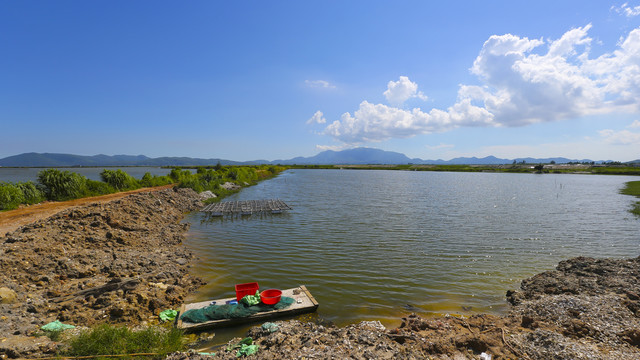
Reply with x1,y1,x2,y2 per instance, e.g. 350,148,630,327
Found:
383,76,428,106
612,2,640,17
315,144,350,151
306,110,326,125
599,129,640,144
317,24,640,144
630,119,640,128
305,80,336,89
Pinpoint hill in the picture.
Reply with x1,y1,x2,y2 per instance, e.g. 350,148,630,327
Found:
0,152,268,167
0,149,609,167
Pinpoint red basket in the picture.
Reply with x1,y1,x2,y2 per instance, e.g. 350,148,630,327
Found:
260,289,282,305
235,282,259,302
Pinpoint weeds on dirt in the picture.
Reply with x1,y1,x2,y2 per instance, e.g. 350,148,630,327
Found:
64,324,184,359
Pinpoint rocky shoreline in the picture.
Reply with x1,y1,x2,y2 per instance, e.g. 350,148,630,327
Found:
1,187,639,359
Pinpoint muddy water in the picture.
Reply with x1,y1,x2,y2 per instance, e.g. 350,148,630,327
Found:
183,169,640,341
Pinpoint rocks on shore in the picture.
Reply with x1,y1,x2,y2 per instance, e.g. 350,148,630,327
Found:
0,187,204,358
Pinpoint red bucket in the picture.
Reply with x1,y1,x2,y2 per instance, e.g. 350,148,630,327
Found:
260,289,282,305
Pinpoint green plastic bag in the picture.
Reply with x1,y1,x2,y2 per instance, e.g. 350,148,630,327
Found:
41,320,75,332
229,338,258,357
240,290,261,306
159,309,178,322
261,322,279,333
237,343,259,357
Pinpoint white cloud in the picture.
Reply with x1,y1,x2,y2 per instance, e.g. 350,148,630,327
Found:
315,144,350,152
629,119,640,128
317,24,640,145
323,101,456,143
306,110,326,125
612,2,640,17
383,76,428,106
305,80,336,89
599,129,640,144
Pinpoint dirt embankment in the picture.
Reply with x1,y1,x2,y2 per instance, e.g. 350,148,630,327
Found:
0,184,175,237
0,187,204,358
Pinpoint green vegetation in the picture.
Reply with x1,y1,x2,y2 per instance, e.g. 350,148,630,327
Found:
620,180,640,216
63,324,184,359
0,183,27,210
290,163,640,175
37,169,89,201
100,169,140,191
0,181,46,210
0,165,287,210
170,165,286,203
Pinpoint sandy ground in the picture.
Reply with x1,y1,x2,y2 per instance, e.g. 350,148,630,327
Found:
0,184,174,237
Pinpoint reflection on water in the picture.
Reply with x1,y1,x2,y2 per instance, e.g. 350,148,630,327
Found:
183,170,640,334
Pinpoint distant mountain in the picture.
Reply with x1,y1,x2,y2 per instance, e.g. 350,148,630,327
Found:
0,152,267,167
274,148,415,165
274,150,605,165
0,149,610,167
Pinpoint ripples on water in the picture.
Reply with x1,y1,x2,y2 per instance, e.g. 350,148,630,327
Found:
183,170,640,329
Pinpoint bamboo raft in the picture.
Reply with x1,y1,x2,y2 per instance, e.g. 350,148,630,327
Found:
201,199,291,216
176,285,319,332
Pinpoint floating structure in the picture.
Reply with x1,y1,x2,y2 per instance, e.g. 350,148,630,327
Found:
176,285,319,332
201,199,292,216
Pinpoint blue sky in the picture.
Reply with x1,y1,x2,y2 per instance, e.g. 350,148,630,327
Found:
1,1,640,161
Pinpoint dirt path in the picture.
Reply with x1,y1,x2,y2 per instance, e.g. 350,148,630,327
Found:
0,184,174,237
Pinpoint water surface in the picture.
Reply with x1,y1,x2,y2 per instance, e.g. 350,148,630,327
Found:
183,169,640,329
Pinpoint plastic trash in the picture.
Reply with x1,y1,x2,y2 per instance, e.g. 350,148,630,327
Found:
41,320,75,332
240,290,261,306
236,343,258,357
227,337,259,357
159,309,178,322
480,352,492,360
261,322,279,333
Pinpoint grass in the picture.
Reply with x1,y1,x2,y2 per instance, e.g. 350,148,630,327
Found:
620,180,640,216
64,324,184,359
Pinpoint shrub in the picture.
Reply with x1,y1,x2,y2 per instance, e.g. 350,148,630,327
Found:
0,183,25,210
85,179,115,196
100,169,139,191
16,181,45,205
140,173,173,187
37,169,88,201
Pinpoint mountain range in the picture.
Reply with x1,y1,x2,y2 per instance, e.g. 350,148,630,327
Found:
0,149,632,167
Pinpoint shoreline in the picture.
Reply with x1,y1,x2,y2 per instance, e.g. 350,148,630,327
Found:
0,188,638,359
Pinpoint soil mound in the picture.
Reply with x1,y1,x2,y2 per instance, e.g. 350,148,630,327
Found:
0,187,204,358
